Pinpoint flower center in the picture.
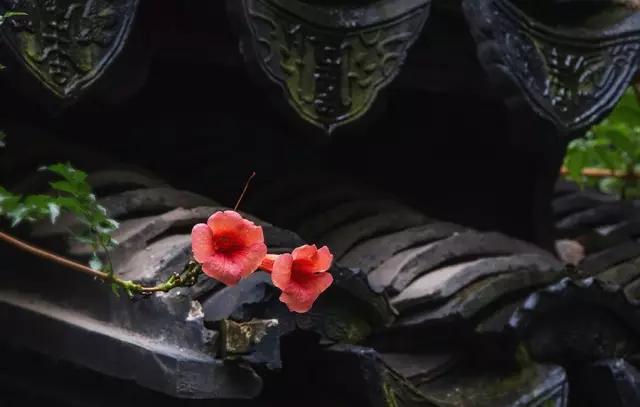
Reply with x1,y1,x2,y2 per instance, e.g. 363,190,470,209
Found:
213,234,243,254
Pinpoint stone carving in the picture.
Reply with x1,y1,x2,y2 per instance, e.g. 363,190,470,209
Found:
0,0,139,99
464,0,640,132
235,0,431,133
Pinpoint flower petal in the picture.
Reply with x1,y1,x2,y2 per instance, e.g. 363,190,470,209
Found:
291,244,318,262
201,253,245,286
279,291,315,313
279,272,334,313
208,210,264,246
280,274,334,313
191,223,214,263
271,253,293,291
201,242,266,286
291,245,334,274
232,242,268,280
314,246,334,273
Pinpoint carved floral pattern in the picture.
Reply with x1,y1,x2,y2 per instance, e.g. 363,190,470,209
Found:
0,0,138,98
485,0,640,131
241,0,431,132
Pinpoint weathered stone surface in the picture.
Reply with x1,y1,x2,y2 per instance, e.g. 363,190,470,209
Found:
553,191,615,220
379,352,459,383
391,254,562,311
369,231,549,295
396,269,560,328
321,344,439,407
556,202,638,236
341,222,465,274
0,289,261,399
87,169,166,192
220,318,280,368
624,276,640,305
117,234,193,283
580,241,640,276
368,245,428,293
510,277,640,366
596,260,640,288
99,188,216,219
202,273,274,323
475,299,526,335
296,199,414,241
321,212,430,260
418,363,568,407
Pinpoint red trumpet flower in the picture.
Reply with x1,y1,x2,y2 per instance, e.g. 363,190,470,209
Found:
261,245,334,313
191,211,267,286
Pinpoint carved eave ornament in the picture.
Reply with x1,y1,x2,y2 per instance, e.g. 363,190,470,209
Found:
464,0,640,132
232,0,432,133
0,0,139,102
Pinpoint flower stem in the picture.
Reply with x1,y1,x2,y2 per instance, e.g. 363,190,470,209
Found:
0,230,201,295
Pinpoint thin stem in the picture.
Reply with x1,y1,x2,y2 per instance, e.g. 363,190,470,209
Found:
0,230,200,294
0,231,108,279
234,171,256,211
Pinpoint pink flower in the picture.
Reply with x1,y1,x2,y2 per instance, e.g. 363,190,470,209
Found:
261,245,334,313
191,211,267,286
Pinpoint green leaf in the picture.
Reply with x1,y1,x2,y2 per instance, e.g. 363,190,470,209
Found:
565,148,586,183
50,180,84,196
55,196,87,216
604,127,636,155
45,163,88,185
608,105,640,130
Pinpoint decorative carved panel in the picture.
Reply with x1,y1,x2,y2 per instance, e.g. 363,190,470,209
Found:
234,0,431,133
464,0,640,132
0,0,139,100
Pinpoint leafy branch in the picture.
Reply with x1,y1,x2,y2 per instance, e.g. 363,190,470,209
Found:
0,143,201,296
564,87,640,199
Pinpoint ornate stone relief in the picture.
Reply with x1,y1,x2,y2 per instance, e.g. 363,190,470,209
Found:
464,0,640,132
234,0,431,133
0,0,139,100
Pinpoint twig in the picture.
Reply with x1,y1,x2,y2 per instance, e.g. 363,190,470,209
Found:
560,166,640,179
0,230,200,294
